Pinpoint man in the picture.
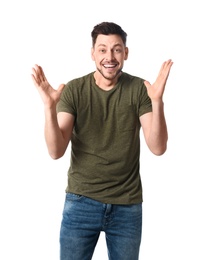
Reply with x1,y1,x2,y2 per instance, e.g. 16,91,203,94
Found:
31,22,173,260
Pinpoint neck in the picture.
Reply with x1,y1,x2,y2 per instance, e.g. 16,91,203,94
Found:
93,71,122,91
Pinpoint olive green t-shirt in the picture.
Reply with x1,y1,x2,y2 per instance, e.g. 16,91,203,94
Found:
56,72,152,204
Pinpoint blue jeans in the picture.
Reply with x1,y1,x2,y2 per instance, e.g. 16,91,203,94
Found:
60,193,142,260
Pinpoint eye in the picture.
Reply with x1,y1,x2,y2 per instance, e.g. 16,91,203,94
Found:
114,48,122,53
99,49,106,53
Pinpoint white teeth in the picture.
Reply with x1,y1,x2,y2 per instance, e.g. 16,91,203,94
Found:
104,65,115,68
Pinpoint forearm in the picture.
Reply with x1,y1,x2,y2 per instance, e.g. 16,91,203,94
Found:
147,101,168,155
44,106,67,159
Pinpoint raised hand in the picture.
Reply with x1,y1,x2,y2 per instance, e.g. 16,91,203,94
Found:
31,65,65,108
144,59,173,102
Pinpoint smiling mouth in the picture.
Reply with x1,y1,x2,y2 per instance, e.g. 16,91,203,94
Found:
103,64,117,69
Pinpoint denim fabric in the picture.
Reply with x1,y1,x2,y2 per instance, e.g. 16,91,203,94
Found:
60,193,142,260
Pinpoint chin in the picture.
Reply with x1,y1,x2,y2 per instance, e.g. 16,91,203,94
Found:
99,69,122,81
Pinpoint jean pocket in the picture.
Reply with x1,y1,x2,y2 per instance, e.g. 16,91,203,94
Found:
66,192,83,201
63,193,84,216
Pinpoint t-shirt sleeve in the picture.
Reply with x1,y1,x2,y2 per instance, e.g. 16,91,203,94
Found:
56,82,76,116
138,81,152,117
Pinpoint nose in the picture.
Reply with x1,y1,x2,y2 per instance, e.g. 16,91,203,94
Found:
105,50,115,61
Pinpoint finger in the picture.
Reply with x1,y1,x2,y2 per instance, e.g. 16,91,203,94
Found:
163,59,173,73
159,59,173,73
31,72,39,87
38,65,47,82
163,60,173,78
32,65,41,85
32,64,47,83
158,60,173,80
31,66,42,85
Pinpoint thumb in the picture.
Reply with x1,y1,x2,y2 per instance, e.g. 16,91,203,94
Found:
57,84,65,94
144,80,151,90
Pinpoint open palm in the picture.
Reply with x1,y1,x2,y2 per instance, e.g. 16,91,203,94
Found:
31,65,65,107
144,59,173,102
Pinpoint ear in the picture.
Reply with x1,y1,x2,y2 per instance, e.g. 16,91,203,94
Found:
124,47,129,60
91,47,95,61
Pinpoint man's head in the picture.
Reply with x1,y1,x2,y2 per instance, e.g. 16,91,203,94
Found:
91,22,128,81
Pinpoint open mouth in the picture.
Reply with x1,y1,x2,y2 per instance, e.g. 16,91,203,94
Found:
103,64,117,69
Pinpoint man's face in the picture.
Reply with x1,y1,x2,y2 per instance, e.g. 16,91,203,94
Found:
91,34,128,81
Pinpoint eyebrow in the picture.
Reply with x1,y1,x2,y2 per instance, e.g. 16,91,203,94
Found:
96,43,123,48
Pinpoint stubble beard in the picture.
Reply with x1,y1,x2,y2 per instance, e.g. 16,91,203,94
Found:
97,67,122,81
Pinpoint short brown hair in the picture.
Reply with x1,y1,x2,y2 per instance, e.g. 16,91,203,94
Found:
91,22,127,47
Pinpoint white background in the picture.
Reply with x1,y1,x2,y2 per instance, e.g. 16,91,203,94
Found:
0,0,209,259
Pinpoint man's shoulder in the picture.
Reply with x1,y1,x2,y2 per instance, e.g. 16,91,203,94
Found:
67,72,94,86
120,72,146,91
121,72,145,82
63,72,94,95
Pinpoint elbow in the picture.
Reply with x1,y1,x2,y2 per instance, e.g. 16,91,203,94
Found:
146,132,168,156
48,150,64,160
149,142,167,156
153,149,166,156
46,143,68,160
50,155,62,160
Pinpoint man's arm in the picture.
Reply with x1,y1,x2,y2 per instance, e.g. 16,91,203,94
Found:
44,109,74,159
31,65,73,159
140,106,168,155
140,59,173,155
